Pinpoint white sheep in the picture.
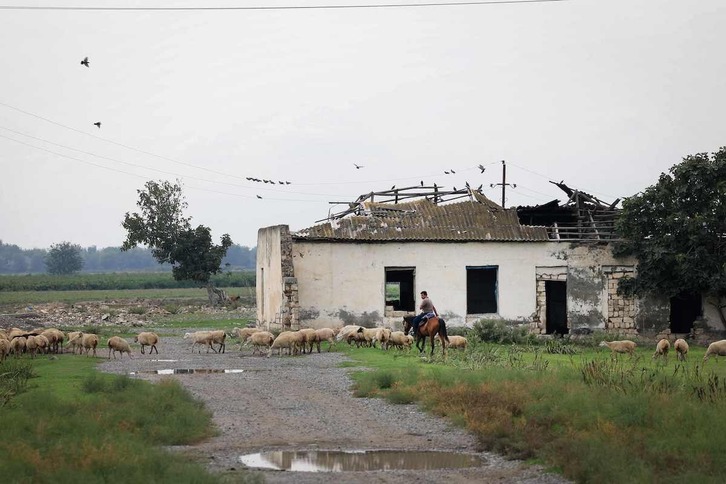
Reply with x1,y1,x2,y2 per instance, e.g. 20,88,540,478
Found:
184,331,217,353
374,327,392,350
107,336,133,359
447,335,468,350
269,331,303,357
133,332,159,354
599,340,637,356
336,325,363,343
314,328,336,352
245,331,275,356
41,328,65,354
387,331,412,350
208,330,227,353
652,338,670,360
674,338,689,361
67,331,82,354
703,340,726,363
356,327,378,347
9,336,26,357
79,333,99,357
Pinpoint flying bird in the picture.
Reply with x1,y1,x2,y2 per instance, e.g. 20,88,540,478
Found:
444,171,450,175
80,56,89,67
353,163,364,169
285,181,291,184
93,122,101,128
256,195,262,199
278,181,285,185
451,169,456,174
478,164,486,173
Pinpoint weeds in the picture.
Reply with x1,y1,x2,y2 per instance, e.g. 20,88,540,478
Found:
0,359,35,406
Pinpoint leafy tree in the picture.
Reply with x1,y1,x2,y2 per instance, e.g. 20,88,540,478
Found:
614,147,726,326
121,180,233,305
45,242,84,275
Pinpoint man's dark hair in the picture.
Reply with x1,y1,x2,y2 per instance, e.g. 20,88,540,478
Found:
420,291,428,296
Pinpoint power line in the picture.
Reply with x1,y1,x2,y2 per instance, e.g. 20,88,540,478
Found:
0,0,569,12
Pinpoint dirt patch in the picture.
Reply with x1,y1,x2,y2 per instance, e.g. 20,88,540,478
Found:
99,335,570,484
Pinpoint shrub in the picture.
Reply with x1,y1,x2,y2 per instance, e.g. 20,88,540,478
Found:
471,319,537,345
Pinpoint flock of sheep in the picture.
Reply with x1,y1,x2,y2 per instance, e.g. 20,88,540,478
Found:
0,327,159,361
4,323,726,364
598,338,726,363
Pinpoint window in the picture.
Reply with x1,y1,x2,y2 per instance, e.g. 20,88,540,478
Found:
467,266,498,313
385,267,415,311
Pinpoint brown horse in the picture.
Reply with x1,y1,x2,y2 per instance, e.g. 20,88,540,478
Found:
403,315,449,356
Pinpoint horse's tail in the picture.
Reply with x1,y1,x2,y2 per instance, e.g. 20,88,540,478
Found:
439,319,449,343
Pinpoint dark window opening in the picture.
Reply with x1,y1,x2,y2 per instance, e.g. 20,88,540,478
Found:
545,280,568,335
385,268,415,312
670,292,701,333
467,266,498,313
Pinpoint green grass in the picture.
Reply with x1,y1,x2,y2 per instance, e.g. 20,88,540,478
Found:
340,341,726,483
0,356,240,483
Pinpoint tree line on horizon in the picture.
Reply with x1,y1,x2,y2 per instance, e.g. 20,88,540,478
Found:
0,241,256,274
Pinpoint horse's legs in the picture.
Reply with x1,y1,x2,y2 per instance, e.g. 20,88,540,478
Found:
430,334,436,356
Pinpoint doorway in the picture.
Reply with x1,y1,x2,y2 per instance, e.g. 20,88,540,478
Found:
670,292,701,333
545,280,568,335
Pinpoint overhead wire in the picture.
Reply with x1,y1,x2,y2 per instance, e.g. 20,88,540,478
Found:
0,0,569,12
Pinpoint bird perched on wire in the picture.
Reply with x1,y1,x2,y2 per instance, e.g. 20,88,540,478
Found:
93,122,101,128
81,56,90,67
353,163,364,169
478,164,486,174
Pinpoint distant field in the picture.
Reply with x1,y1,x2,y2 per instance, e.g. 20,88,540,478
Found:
0,287,255,307
0,271,255,292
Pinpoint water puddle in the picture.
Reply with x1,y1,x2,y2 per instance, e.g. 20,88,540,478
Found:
239,450,484,472
129,369,244,375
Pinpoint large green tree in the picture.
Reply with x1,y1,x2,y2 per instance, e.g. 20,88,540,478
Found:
45,241,84,275
121,180,233,305
614,147,726,326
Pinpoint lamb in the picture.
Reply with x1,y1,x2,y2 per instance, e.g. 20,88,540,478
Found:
107,336,133,359
314,328,336,352
133,332,159,354
269,331,303,357
652,338,670,360
245,331,275,356
447,335,468,350
674,338,689,361
703,340,726,363
599,340,637,356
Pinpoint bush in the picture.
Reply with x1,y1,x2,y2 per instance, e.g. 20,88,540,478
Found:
471,319,537,345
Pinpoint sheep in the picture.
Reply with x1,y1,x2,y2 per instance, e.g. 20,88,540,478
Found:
0,338,8,362
24,335,40,358
208,330,227,353
674,338,689,361
232,327,261,350
374,327,392,350
447,335,468,350
599,340,637,356
41,328,65,354
336,325,363,343
133,332,159,354
652,338,670,360
387,331,412,350
9,336,26,357
314,328,336,352
107,336,133,359
703,340,726,363
79,333,99,357
245,331,275,356
67,331,82,354
269,331,303,357
184,331,217,353
356,327,378,347
299,328,319,354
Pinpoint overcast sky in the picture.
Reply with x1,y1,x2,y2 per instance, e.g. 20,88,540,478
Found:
1,0,724,250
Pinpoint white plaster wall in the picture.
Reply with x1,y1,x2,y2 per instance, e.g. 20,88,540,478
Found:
292,240,631,328
256,226,284,328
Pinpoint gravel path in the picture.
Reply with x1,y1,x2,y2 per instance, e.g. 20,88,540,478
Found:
99,334,570,484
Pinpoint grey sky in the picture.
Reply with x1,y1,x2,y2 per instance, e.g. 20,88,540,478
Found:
1,0,724,250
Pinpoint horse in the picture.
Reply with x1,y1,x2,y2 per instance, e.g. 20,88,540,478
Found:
403,315,449,356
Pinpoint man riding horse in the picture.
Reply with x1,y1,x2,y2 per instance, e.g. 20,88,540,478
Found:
411,290,437,336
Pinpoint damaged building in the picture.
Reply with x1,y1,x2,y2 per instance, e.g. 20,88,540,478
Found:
256,182,715,336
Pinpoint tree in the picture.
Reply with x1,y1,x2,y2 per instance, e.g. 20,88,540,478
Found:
614,147,726,326
121,180,233,305
45,242,84,275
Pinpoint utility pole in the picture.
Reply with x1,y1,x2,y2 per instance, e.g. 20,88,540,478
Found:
490,160,516,208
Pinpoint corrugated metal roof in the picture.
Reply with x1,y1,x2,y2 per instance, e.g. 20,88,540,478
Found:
294,192,550,242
